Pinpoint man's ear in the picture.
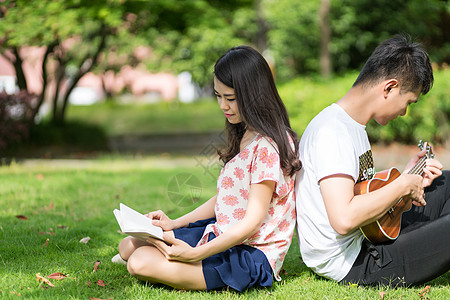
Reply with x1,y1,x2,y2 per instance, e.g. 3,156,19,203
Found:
383,79,399,98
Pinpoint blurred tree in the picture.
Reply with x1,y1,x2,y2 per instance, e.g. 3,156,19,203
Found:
319,0,331,78
142,0,255,90
264,0,449,81
264,0,320,80
0,0,448,126
0,0,255,124
330,0,450,72
0,0,137,124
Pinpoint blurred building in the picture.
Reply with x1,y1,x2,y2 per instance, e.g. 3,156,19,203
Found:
0,46,189,105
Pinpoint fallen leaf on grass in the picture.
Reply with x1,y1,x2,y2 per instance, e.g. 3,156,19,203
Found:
43,204,54,211
37,203,55,213
36,273,55,287
93,260,101,272
96,280,106,287
9,290,22,296
15,215,28,220
86,281,92,287
41,238,49,248
419,285,431,298
37,174,44,180
39,231,55,235
47,272,66,280
80,237,91,244
379,291,386,299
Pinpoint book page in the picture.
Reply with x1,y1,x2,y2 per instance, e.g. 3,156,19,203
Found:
113,209,124,232
114,203,165,242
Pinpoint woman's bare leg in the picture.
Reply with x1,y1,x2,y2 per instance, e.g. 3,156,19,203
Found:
118,231,176,260
118,236,151,260
127,246,207,290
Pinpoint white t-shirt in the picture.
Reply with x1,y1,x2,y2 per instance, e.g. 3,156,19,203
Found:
295,103,375,281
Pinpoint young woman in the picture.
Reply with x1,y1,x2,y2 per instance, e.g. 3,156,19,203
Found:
113,45,302,291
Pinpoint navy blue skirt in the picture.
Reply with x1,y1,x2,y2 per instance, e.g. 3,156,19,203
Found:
173,218,273,292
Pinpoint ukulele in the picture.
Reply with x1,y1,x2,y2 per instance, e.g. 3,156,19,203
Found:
355,141,434,244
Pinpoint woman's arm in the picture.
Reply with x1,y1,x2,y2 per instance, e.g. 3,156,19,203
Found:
147,195,217,231
150,180,275,262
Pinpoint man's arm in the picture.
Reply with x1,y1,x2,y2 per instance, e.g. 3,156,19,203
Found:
319,173,424,235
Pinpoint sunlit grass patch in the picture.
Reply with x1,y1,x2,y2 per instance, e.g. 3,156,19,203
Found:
0,156,448,299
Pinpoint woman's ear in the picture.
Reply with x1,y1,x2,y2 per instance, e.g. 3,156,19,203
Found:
383,79,399,99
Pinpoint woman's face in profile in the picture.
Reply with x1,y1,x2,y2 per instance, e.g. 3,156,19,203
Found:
214,76,242,124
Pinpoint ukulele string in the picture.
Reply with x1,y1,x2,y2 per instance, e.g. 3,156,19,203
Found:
391,158,427,211
411,160,426,175
393,155,428,210
408,157,427,175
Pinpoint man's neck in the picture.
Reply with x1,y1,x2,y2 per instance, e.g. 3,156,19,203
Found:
336,86,377,126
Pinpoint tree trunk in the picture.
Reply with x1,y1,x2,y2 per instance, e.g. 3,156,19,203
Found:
254,0,268,52
59,26,108,122
0,48,28,91
32,43,56,121
100,73,113,99
12,47,28,91
319,0,332,78
51,63,66,124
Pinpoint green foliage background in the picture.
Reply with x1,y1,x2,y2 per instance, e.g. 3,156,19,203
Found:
0,0,449,148
278,69,450,146
264,0,450,81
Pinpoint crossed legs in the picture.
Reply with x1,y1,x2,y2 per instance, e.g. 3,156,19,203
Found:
118,236,207,290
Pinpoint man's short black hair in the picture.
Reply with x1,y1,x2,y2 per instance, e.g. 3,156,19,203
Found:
353,34,433,95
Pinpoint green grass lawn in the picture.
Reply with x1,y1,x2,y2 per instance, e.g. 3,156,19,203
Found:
1,156,449,299
65,100,224,137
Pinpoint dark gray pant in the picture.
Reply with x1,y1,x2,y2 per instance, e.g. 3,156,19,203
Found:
341,171,450,287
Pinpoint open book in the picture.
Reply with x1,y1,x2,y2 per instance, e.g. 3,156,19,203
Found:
113,203,168,243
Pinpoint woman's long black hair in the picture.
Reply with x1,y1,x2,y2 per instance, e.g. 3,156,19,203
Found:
214,46,301,176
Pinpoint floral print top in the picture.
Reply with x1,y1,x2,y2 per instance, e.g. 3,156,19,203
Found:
197,134,297,281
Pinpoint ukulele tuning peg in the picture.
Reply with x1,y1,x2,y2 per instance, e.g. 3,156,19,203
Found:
418,140,424,150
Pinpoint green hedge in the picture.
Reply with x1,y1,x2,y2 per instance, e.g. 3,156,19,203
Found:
280,69,450,146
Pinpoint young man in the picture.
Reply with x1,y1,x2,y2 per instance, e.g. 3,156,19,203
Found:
295,35,449,286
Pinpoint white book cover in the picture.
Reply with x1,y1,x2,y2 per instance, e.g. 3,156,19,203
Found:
113,203,166,243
